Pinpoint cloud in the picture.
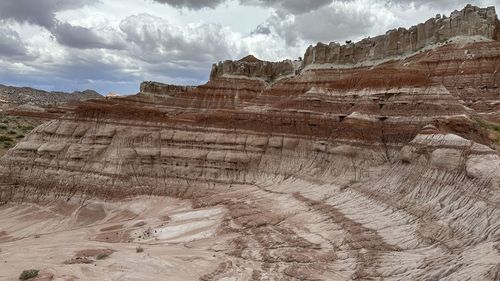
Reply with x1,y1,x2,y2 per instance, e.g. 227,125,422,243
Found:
119,14,237,62
0,0,98,28
240,0,332,14
51,22,126,50
388,0,467,9
0,25,28,57
0,0,113,50
151,0,225,9
257,0,395,46
152,0,332,13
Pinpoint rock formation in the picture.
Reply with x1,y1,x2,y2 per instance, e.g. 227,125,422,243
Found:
140,81,195,96
0,5,500,281
303,5,500,66
210,55,297,83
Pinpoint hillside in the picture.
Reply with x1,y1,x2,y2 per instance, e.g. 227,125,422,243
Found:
0,84,101,107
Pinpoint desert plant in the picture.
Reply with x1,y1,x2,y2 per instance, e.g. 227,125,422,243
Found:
19,269,39,280
96,252,111,260
136,246,144,253
0,135,12,142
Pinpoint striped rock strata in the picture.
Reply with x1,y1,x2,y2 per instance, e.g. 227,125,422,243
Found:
0,5,500,281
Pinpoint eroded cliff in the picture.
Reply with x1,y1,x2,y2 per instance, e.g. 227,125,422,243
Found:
303,5,500,66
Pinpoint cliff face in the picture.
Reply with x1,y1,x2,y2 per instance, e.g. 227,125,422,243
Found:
303,5,499,66
210,55,296,83
1,5,500,281
140,81,194,95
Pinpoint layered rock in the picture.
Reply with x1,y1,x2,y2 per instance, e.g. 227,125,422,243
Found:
210,55,297,83
303,5,500,66
140,81,195,96
1,4,500,281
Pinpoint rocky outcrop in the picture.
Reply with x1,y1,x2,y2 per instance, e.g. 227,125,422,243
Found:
303,5,500,66
210,55,297,83
140,81,194,95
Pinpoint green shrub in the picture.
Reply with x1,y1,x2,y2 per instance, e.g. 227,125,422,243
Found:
0,124,7,130
18,125,34,133
0,135,13,142
2,143,13,149
19,269,39,280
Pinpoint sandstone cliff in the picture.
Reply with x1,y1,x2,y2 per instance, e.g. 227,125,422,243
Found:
140,81,195,95
210,55,297,83
303,5,500,66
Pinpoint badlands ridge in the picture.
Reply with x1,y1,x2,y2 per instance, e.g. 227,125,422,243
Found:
0,4,500,281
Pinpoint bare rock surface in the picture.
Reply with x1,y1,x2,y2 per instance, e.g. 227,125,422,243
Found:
303,5,500,66
0,4,500,281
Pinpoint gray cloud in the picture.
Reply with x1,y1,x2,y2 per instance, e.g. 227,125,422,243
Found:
260,1,387,46
0,25,28,57
51,23,126,50
0,0,115,50
0,0,98,28
152,0,332,13
240,0,332,14
388,0,467,8
151,0,225,9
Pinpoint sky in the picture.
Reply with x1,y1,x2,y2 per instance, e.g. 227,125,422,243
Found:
0,0,499,95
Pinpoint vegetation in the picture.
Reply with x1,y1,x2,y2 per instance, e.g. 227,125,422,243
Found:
477,118,500,151
19,269,39,280
0,113,40,156
96,252,111,260
136,246,144,253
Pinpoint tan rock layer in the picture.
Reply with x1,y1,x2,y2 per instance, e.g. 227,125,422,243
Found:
303,5,499,66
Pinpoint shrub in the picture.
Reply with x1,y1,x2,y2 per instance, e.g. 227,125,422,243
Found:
0,135,12,142
96,252,111,260
2,143,13,149
19,269,39,280
136,246,144,253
